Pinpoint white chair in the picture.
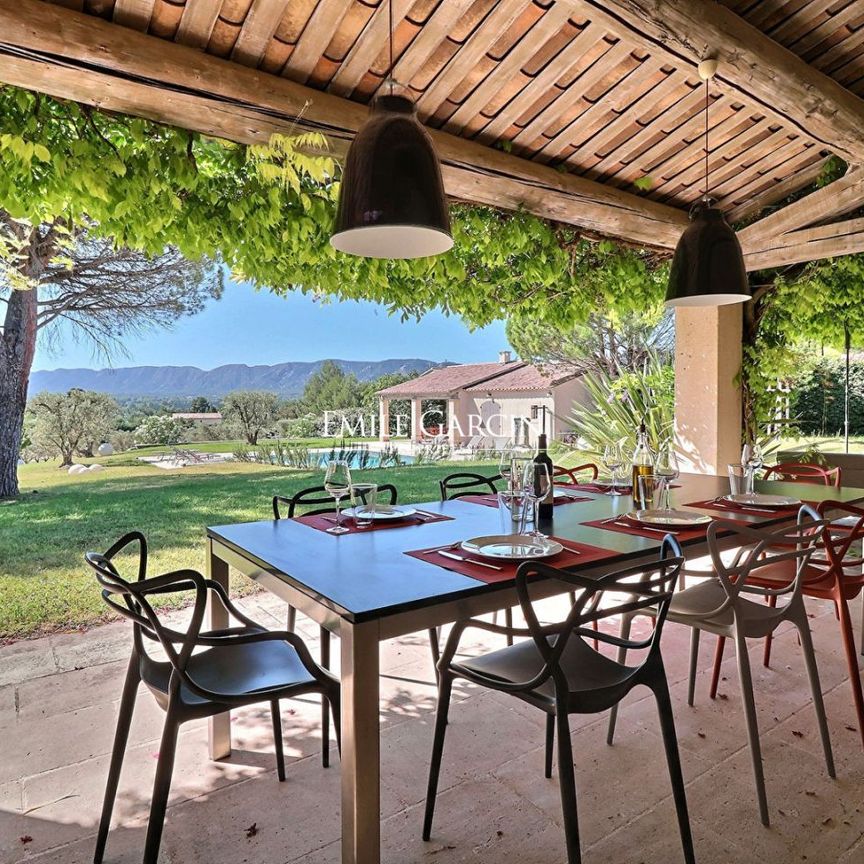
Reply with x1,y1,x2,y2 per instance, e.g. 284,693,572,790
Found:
608,510,835,825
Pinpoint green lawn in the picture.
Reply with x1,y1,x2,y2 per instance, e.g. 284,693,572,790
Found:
0,457,493,640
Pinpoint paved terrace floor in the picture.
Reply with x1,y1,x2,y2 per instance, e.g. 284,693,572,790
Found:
2,587,864,864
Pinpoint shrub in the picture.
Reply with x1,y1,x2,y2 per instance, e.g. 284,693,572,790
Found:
567,352,674,461
135,415,184,446
789,357,864,437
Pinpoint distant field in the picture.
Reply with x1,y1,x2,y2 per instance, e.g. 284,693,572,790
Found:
776,435,864,455
0,455,494,640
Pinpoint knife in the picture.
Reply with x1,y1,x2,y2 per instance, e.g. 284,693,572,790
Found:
610,519,680,535
436,550,503,570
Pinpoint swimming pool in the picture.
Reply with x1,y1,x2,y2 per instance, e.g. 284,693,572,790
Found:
305,448,414,468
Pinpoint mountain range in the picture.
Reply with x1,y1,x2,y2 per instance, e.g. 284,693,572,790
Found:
29,358,442,399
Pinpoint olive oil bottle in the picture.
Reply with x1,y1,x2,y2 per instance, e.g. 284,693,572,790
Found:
631,421,654,509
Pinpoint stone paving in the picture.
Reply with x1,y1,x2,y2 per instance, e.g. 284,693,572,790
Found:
2,588,864,864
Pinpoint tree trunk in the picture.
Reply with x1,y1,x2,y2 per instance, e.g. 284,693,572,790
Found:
0,287,38,498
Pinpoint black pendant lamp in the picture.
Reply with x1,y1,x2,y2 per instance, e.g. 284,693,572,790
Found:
330,0,452,259
665,60,750,307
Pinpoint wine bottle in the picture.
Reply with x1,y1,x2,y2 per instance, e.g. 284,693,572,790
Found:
631,421,654,509
534,432,554,520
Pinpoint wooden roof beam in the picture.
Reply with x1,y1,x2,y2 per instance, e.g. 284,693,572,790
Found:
744,218,864,270
738,166,864,250
0,0,688,251
573,0,864,165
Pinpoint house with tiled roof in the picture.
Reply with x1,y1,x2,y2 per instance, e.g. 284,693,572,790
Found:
376,352,585,446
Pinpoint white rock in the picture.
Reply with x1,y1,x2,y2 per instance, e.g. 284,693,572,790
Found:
88,464,104,472
68,464,87,475
97,442,114,457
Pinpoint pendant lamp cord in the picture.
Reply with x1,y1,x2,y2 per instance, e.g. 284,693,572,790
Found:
388,0,394,95
703,77,709,200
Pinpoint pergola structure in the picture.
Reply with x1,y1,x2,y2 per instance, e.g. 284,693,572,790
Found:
2,0,864,469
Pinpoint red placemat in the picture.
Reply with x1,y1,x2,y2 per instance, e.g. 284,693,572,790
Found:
461,493,592,507
405,537,619,584
582,516,708,542
296,510,453,535
685,499,802,519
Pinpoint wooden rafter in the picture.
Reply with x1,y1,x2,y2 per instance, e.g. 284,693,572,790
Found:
0,0,689,250
573,0,864,164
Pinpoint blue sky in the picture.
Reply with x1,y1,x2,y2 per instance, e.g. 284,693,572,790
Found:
34,278,512,370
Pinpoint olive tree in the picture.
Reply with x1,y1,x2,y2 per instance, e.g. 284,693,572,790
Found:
29,388,119,466
222,390,279,445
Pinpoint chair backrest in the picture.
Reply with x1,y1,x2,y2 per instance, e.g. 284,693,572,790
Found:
553,463,599,483
706,508,826,611
273,482,398,519
85,534,210,683
763,462,842,488
438,471,501,501
816,500,864,591
449,537,683,698
85,534,328,705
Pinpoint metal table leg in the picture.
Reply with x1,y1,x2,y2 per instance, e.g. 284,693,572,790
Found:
340,619,381,864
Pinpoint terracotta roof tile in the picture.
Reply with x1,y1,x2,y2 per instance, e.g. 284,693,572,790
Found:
377,361,525,396
464,365,579,392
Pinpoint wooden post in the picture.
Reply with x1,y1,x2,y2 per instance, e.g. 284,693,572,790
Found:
674,306,743,475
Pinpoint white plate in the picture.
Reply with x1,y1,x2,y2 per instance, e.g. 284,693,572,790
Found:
343,504,417,521
553,487,582,499
631,509,712,527
461,534,563,560
722,494,801,508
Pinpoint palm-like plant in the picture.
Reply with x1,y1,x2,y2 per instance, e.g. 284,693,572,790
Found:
567,351,674,462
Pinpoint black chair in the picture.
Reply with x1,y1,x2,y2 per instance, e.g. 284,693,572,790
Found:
273,482,399,631
85,532,339,864
271,483,442,678
438,470,519,643
272,482,398,520
422,539,694,864
438,471,501,501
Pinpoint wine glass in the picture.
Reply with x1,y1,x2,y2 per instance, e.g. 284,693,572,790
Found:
499,443,531,491
323,460,352,534
654,439,680,511
521,460,551,541
602,442,624,496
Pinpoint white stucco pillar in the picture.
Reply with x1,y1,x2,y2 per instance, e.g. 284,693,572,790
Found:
378,397,390,442
674,305,743,475
410,397,422,443
447,398,458,445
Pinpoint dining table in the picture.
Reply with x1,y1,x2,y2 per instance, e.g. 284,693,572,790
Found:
205,471,864,864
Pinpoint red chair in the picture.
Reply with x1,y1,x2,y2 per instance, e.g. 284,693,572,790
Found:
553,463,599,484
708,501,864,747
762,462,842,488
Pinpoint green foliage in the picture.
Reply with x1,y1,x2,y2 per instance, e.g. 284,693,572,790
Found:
790,356,864,437
135,414,184,446
0,86,670,333
301,361,363,414
222,390,279,445
29,389,119,465
190,396,216,413
567,352,675,461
